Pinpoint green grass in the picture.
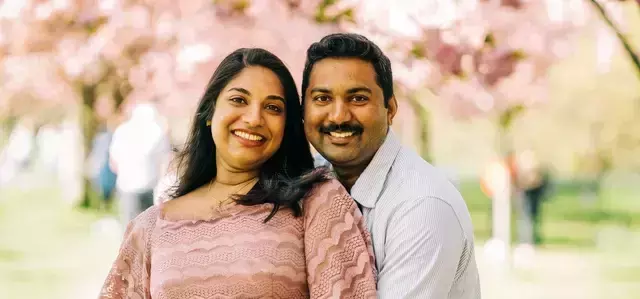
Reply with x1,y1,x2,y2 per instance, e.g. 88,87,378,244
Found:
461,178,640,299
460,179,640,247
1,178,639,299
0,185,117,299
478,248,640,299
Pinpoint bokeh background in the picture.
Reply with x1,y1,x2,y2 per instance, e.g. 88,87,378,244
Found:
1,1,639,298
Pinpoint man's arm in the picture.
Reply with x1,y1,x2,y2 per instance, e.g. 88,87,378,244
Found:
377,197,466,298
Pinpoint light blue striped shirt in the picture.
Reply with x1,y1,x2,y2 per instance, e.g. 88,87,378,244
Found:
315,130,481,298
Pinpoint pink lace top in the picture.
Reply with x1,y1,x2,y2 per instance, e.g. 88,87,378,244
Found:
99,179,377,298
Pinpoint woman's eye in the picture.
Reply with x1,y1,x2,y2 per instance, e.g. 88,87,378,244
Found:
266,104,283,113
230,97,246,104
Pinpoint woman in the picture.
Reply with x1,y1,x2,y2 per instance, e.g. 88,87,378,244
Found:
99,48,377,299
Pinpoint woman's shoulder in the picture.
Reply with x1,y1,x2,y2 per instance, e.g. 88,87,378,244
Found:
310,177,348,196
124,205,161,236
303,177,354,210
157,192,214,222
135,205,162,224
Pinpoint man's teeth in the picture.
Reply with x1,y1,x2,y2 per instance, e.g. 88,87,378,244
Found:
234,131,264,141
329,131,354,138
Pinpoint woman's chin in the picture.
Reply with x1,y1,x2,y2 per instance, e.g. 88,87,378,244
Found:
227,157,270,172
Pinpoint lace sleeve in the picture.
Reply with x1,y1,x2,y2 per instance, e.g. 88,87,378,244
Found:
99,207,158,299
304,179,377,299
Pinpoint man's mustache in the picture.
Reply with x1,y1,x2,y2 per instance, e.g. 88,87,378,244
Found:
319,123,364,135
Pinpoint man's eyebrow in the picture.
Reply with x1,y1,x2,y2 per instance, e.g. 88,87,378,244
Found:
310,87,331,94
346,87,372,94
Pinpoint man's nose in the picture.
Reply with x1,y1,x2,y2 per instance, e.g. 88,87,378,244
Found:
327,100,351,124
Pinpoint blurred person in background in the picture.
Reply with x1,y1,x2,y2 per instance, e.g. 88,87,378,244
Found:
0,119,35,186
516,149,552,247
108,102,171,225
302,33,480,299
87,122,118,207
35,123,62,175
99,48,376,298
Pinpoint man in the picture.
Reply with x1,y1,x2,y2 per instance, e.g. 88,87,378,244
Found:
302,33,481,298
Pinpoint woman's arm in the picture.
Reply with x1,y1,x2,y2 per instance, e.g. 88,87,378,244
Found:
304,179,377,299
99,208,158,299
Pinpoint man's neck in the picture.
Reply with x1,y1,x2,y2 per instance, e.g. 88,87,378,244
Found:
332,131,389,192
333,163,369,192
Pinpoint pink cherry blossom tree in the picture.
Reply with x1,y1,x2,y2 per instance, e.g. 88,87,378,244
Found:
0,0,336,204
301,0,588,159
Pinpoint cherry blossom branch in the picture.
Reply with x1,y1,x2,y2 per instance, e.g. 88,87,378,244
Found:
589,0,640,79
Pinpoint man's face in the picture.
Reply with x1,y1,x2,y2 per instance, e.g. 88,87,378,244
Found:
303,58,397,168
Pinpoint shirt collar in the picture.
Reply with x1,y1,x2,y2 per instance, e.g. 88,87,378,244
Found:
350,129,402,208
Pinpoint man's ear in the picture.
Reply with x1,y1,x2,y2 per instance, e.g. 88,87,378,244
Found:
387,95,398,126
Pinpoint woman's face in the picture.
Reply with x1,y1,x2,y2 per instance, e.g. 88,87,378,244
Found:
210,66,287,172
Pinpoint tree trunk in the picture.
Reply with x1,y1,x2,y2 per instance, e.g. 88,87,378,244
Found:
589,0,640,80
0,116,17,146
78,83,99,208
112,81,130,110
407,96,432,162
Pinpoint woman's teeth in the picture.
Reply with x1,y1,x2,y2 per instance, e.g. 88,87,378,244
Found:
234,131,263,141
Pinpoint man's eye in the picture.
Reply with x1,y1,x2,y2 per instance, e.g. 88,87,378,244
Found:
351,95,370,103
314,95,331,102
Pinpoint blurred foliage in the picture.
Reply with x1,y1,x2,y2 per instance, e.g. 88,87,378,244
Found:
0,0,639,191
589,0,640,79
422,1,640,177
0,0,611,122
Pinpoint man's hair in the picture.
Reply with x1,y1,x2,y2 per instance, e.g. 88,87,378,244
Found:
301,33,394,107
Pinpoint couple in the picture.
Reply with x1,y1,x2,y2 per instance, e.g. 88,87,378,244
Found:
99,33,480,299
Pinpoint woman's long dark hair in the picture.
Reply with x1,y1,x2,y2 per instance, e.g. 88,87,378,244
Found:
170,48,328,221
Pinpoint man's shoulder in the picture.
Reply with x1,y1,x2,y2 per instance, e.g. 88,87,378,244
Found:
387,146,460,198
384,147,475,237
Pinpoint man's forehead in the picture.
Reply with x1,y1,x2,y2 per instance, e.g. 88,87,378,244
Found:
308,58,378,91
312,57,375,74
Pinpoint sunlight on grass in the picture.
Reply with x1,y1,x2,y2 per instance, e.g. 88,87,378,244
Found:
0,185,117,299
